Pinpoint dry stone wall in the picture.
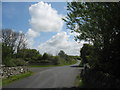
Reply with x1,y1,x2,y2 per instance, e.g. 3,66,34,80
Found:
0,66,29,78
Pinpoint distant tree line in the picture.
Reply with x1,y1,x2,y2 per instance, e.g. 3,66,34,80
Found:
64,2,120,88
0,29,77,66
17,49,77,66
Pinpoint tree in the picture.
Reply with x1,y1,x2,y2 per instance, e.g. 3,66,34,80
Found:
80,44,92,64
80,44,99,68
64,2,120,62
42,53,49,60
58,50,66,58
1,29,27,54
17,49,39,62
64,2,120,88
37,54,42,60
16,32,27,53
2,45,13,65
0,29,27,66
52,56,60,65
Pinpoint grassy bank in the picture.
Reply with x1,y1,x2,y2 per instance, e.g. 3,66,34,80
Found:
2,71,33,86
30,60,77,67
74,74,84,88
0,79,2,87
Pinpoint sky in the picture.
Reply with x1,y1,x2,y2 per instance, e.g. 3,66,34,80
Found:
2,1,85,56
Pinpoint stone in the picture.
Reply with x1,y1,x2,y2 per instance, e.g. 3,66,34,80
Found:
2,66,30,78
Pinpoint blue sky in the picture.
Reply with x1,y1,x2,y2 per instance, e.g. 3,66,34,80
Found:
2,2,67,43
2,2,67,32
2,2,83,56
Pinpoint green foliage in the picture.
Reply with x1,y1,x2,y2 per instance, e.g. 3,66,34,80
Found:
75,74,84,88
42,53,49,60
2,45,13,64
14,58,27,66
3,58,16,67
17,49,40,62
79,60,84,67
2,30,78,66
37,54,42,60
52,56,61,65
39,60,51,63
2,45,27,67
58,50,72,62
2,44,16,66
80,44,99,68
1,29,27,54
58,50,66,58
64,2,120,88
3,58,27,67
1,29,27,67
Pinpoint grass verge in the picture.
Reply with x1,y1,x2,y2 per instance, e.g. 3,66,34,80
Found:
74,74,84,88
2,71,33,86
30,60,77,67
0,79,2,87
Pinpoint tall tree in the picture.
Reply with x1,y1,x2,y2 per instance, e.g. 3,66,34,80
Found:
64,2,120,65
58,50,66,58
64,2,120,87
0,29,27,54
42,53,49,60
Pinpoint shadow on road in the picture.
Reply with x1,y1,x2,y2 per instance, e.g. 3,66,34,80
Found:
70,65,80,68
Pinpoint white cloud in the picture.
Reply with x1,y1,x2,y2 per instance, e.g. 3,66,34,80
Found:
29,1,64,32
27,28,40,38
38,32,83,56
26,37,34,49
26,2,86,55
26,28,40,48
26,2,64,48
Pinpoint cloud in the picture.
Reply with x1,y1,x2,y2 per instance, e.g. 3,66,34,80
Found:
26,2,85,55
27,28,40,38
29,1,64,32
26,37,34,49
26,28,40,48
38,32,84,56
26,2,64,48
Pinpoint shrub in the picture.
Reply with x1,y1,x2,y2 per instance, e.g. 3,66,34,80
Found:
80,68,119,88
4,58,16,67
40,60,51,63
52,56,61,65
3,58,27,67
79,60,84,67
15,58,27,66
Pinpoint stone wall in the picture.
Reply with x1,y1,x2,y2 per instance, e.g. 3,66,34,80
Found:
0,66,29,78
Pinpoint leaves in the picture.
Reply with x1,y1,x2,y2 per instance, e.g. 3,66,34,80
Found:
64,2,120,87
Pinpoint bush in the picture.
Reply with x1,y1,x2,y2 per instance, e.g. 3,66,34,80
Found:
79,59,84,67
15,58,27,66
3,58,27,67
52,56,61,65
24,58,32,62
40,60,51,63
4,58,16,67
80,67,120,88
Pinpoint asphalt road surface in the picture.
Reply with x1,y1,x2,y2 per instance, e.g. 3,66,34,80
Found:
3,60,82,88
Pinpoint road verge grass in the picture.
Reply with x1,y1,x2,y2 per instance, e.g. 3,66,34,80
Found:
0,79,2,87
74,74,84,88
2,71,33,86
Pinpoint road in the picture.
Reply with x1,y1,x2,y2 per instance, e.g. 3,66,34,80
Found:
3,61,82,88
